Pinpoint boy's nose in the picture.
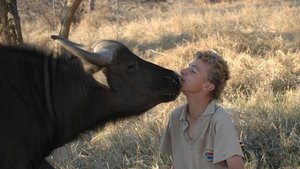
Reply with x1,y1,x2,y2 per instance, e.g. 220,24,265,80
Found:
180,68,187,75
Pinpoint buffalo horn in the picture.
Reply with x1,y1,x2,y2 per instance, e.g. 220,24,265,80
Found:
51,35,113,66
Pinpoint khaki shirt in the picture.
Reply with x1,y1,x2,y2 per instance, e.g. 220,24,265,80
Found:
160,100,244,169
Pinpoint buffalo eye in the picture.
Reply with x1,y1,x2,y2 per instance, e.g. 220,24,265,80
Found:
126,62,137,71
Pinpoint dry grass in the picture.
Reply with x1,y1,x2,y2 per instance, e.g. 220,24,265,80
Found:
19,0,300,168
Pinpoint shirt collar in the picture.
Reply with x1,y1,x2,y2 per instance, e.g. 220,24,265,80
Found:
180,104,188,121
180,99,217,121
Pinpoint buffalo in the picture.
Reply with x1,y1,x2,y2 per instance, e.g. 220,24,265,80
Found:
0,36,181,169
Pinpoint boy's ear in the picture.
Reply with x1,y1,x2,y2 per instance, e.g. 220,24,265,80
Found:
205,83,215,92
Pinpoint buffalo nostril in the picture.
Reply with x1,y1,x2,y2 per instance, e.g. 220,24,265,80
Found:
177,78,182,88
171,72,182,87
165,72,182,88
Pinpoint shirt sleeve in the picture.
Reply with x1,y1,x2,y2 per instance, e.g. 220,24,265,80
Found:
213,112,244,164
159,120,172,156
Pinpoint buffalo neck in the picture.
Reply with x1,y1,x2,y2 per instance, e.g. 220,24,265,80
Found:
46,57,122,151
45,57,96,149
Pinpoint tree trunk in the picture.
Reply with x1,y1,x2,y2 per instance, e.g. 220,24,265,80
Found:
89,0,95,11
0,0,23,45
59,0,82,39
57,0,82,56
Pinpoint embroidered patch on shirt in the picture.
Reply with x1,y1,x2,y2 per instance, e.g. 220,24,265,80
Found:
205,150,214,162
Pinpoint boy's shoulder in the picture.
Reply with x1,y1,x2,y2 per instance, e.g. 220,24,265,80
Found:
212,104,234,124
214,104,230,116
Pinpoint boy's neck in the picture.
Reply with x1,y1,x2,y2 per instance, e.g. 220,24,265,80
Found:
186,95,213,120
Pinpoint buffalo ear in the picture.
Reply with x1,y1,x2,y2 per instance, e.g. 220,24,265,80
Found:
85,64,102,74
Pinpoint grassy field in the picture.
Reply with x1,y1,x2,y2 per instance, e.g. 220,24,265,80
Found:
20,0,300,168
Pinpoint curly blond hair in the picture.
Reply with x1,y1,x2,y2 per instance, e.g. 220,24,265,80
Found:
195,51,230,99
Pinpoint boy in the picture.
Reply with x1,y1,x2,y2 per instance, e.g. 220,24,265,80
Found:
160,51,244,169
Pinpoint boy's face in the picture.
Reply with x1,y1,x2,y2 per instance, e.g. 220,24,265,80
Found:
180,58,214,95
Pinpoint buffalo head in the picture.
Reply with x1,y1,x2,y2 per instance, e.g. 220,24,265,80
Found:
51,35,181,114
